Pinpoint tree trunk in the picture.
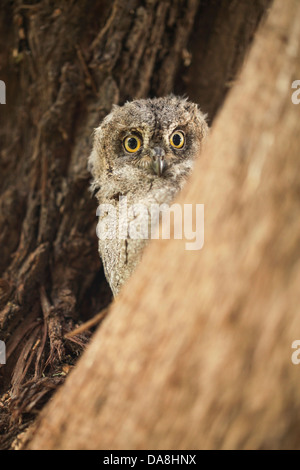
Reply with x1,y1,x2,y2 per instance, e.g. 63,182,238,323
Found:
0,0,272,450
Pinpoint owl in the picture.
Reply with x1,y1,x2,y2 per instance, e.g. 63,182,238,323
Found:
88,95,208,297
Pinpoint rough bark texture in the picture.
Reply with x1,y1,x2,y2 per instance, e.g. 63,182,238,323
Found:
0,0,272,450
20,0,300,450
176,0,273,121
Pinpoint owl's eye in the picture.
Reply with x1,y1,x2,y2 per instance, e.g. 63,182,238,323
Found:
170,131,185,149
123,135,142,153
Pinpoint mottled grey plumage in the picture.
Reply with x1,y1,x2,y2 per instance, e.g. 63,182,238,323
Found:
89,95,208,296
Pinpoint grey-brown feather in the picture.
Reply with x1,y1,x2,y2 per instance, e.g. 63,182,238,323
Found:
88,95,208,296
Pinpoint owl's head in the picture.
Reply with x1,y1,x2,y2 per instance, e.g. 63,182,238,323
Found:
89,95,208,195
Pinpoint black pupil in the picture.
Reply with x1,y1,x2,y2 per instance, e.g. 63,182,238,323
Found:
128,137,138,150
172,133,182,146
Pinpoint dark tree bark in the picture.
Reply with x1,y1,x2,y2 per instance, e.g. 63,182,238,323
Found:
0,0,271,449
176,0,273,120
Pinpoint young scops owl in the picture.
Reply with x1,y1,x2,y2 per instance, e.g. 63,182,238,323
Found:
88,95,208,297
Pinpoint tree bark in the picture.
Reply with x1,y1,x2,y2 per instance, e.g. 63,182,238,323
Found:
0,0,272,450
20,0,300,450
176,0,273,120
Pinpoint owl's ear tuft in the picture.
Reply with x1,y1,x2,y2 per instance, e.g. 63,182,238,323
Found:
191,102,200,114
192,103,208,123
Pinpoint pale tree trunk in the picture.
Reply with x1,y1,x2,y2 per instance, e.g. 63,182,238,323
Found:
21,0,300,450
0,0,272,449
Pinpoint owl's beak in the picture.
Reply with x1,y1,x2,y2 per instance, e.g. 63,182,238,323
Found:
151,147,167,177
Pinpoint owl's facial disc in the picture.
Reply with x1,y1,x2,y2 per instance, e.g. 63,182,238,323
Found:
150,147,167,177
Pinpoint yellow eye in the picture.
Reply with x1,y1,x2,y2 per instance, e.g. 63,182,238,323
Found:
123,135,142,153
170,131,185,149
